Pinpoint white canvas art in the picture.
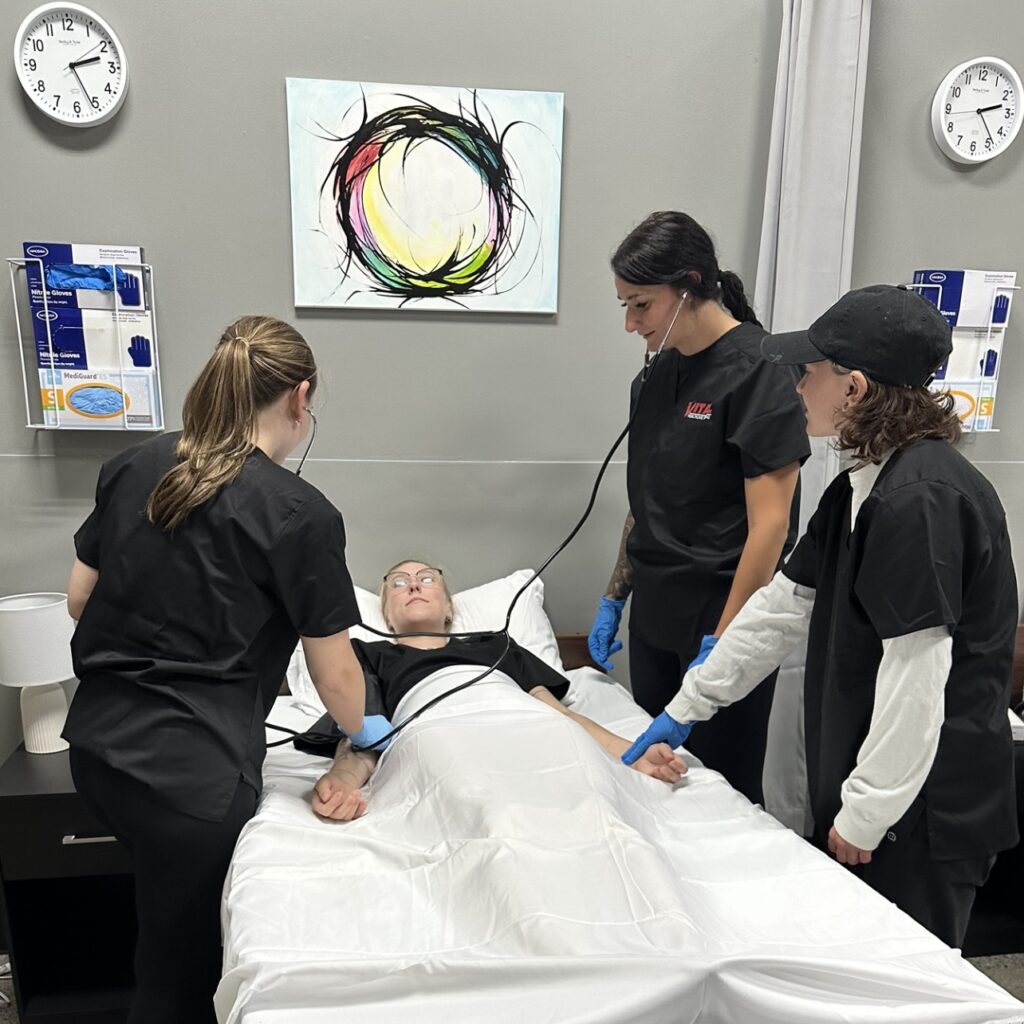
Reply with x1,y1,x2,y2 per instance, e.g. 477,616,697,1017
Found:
286,78,564,312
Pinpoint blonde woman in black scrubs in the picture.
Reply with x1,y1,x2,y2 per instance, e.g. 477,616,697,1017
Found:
63,316,385,1023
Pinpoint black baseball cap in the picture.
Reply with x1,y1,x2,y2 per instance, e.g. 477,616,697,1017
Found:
761,284,953,387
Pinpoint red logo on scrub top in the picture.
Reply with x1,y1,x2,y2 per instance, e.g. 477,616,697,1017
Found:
684,401,713,421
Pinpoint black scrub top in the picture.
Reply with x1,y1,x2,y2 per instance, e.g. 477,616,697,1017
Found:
783,439,1019,860
352,635,570,718
63,431,361,822
626,322,810,651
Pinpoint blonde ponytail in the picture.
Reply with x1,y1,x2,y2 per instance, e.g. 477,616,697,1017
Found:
147,316,316,531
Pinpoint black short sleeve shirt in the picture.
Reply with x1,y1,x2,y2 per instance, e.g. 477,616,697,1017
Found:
352,635,570,718
783,440,1018,858
64,432,360,822
626,323,810,649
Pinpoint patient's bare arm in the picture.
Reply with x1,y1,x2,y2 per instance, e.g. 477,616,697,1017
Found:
312,739,380,821
529,686,686,784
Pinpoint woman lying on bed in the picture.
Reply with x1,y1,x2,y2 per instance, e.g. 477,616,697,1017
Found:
312,560,687,820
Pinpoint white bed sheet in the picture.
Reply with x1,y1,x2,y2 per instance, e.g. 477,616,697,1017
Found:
215,668,1024,1024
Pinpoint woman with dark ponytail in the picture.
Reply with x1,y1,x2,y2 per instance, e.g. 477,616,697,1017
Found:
62,316,385,1024
587,211,809,805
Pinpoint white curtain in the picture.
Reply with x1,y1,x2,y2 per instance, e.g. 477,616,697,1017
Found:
755,0,872,833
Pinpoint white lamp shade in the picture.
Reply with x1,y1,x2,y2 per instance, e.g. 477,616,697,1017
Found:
0,592,76,688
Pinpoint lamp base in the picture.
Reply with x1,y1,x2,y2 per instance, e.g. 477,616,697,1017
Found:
21,683,70,754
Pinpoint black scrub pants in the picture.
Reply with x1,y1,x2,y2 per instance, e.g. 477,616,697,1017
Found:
629,629,777,807
815,814,996,949
70,747,258,1024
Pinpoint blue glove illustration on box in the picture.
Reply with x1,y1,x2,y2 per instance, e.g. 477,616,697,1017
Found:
993,293,1009,325
117,272,141,307
588,596,625,672
128,335,152,368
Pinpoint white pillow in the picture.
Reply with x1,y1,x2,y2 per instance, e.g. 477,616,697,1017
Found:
450,570,564,674
351,586,388,641
286,569,564,714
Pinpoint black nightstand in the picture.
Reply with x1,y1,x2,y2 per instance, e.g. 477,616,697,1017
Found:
0,747,136,1023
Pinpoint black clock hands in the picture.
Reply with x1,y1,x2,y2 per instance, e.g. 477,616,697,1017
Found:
977,105,1002,145
68,63,88,98
66,56,102,110
949,105,1003,116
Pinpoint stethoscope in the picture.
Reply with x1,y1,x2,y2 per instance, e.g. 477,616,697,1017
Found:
268,297,686,752
294,408,318,478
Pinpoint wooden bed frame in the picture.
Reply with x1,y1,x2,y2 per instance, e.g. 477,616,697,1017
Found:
555,633,602,671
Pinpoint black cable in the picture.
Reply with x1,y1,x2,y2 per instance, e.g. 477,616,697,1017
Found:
294,410,318,477
268,348,665,753
267,726,323,748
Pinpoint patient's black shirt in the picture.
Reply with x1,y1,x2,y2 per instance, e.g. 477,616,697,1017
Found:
352,635,570,718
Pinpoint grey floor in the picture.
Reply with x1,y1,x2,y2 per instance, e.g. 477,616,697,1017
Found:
0,954,1021,1020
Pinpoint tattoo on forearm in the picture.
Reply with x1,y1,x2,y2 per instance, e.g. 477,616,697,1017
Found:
605,513,634,600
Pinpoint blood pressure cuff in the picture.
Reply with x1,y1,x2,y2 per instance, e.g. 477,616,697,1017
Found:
292,671,388,758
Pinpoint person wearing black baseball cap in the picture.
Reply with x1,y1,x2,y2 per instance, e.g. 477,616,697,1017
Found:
762,282,954,387
623,284,1018,947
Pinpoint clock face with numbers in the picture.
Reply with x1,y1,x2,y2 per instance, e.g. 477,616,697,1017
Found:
13,3,128,127
932,57,1021,164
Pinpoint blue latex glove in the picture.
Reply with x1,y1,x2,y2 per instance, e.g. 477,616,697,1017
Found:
117,272,141,306
67,385,125,416
687,634,718,671
44,263,130,292
621,711,693,766
346,714,394,752
128,334,152,367
588,596,625,671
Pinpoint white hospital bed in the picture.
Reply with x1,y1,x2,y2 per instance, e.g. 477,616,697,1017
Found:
216,662,1024,1024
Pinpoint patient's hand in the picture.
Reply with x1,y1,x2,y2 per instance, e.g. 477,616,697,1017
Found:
312,770,367,821
628,742,687,784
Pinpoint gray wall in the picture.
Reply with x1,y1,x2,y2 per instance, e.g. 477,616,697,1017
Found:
852,1,1024,593
0,0,782,760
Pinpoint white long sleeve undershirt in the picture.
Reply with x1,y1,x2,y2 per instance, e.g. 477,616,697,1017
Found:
834,626,951,849
664,572,814,724
665,453,953,850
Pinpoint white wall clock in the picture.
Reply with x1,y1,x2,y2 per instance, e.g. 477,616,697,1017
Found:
13,3,128,127
932,56,1021,164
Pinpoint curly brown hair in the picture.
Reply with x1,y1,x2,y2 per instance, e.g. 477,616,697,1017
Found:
833,364,962,463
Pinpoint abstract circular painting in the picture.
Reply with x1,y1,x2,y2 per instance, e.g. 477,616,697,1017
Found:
287,79,563,312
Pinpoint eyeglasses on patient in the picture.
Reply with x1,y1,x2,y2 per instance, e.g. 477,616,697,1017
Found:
383,568,444,590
